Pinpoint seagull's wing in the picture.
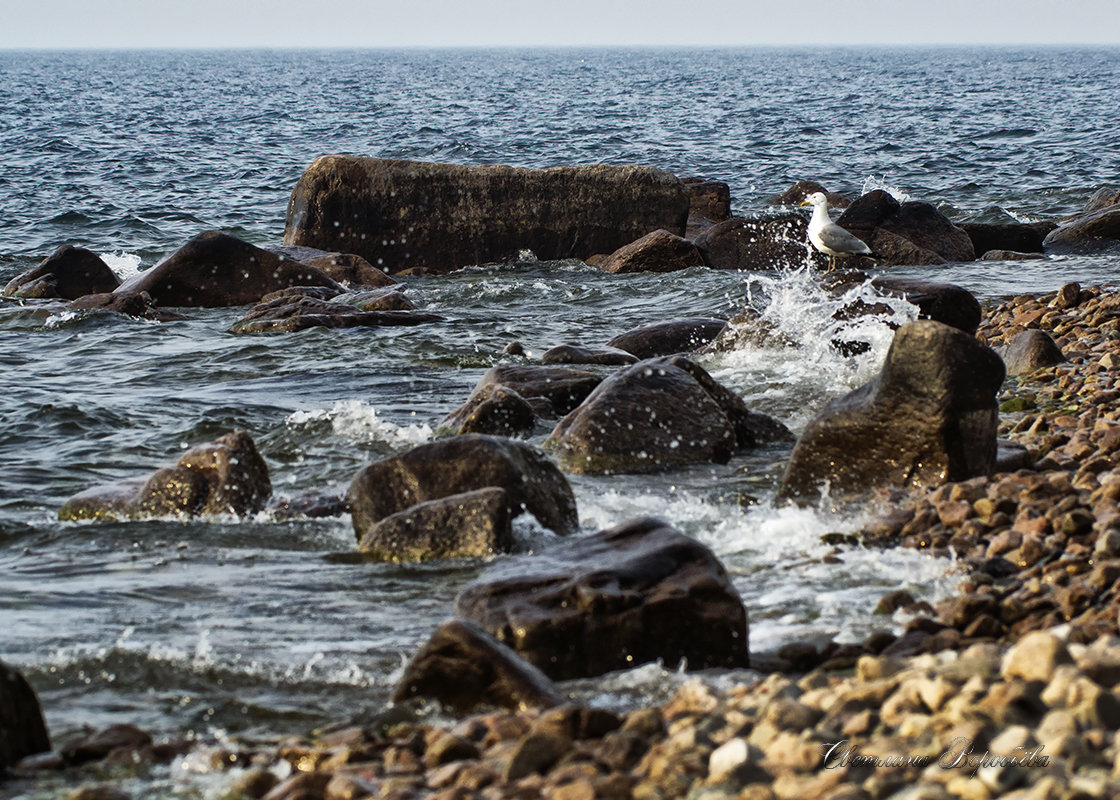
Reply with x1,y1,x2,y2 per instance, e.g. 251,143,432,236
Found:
817,223,872,256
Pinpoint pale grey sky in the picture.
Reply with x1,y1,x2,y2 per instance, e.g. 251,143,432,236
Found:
2,0,1118,49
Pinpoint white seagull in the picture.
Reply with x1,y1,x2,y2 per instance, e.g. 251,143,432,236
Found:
800,191,873,271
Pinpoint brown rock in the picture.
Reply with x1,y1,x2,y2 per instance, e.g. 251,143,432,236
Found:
3,244,120,300
594,229,704,274
283,157,690,272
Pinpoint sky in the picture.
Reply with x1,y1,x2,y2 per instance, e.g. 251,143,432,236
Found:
2,0,1118,49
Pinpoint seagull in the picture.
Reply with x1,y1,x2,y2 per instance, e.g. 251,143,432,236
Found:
800,191,873,271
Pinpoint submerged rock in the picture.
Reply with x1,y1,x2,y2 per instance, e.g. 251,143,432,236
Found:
769,180,852,209
455,516,750,680
348,435,578,543
67,290,178,321
778,320,1004,502
283,156,690,272
820,270,983,334
957,221,1052,255
836,190,976,265
540,343,638,366
545,356,792,475
228,294,441,334
606,317,728,359
1,659,51,769
3,244,120,300
1043,197,1120,251
593,229,705,274
393,619,564,712
117,230,342,307
59,431,272,521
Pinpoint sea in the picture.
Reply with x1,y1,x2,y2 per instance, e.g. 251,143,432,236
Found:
1,46,1119,797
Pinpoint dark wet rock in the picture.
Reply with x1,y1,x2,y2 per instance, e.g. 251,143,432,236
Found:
692,214,824,270
358,487,513,562
871,276,983,335
117,231,343,307
606,317,728,359
438,384,538,438
267,487,349,520
61,723,151,766
259,285,343,303
957,221,1052,255
348,434,577,542
59,430,272,521
1001,329,1065,375
266,245,397,288
1084,187,1120,213
228,294,442,334
544,355,793,475
455,516,750,680
66,290,180,321
283,156,690,272
455,365,604,418
393,619,564,712
836,191,976,265
3,245,120,300
768,180,852,209
980,250,1047,261
540,343,639,366
683,177,732,222
995,440,1034,472
1043,202,1120,251
778,320,1004,502
1,660,51,769
819,270,982,334
349,287,412,311
593,229,704,274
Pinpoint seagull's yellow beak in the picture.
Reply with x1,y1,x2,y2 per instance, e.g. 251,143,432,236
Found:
800,200,811,207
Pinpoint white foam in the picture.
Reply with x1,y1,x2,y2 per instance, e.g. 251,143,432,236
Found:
285,400,433,448
99,251,144,280
702,267,918,430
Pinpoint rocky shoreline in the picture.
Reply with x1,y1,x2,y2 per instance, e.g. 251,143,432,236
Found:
5,283,1120,800
6,163,1120,799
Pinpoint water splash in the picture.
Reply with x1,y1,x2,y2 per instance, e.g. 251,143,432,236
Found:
860,175,912,202
100,250,144,280
285,400,433,449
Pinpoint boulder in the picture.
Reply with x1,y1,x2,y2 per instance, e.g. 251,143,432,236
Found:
116,231,343,307
350,288,413,311
693,215,825,271
818,270,983,334
1,660,51,769
1084,187,1120,214
59,431,271,521
283,156,690,272
606,317,728,359
61,723,152,765
265,245,396,288
545,356,793,475
3,245,120,300
768,181,852,209
957,222,1052,255
358,487,513,562
455,516,750,680
227,294,441,334
683,178,732,222
67,290,179,321
980,250,1047,261
347,435,578,542
1043,202,1120,251
438,384,538,438
778,320,1004,502
454,365,604,417
1001,329,1065,375
593,229,705,274
393,619,564,712
836,191,976,265
541,343,639,366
